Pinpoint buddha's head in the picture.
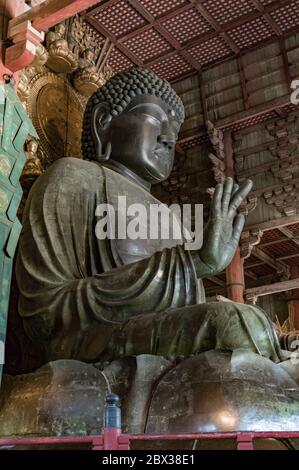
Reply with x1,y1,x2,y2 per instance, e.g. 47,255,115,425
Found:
82,68,184,186
56,23,65,36
82,48,94,62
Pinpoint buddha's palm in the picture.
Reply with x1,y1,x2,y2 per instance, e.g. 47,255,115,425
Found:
194,178,253,278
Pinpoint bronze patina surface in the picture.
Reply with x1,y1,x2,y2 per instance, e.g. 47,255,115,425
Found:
1,68,299,442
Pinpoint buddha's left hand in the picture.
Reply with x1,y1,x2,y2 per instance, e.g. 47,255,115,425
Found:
192,177,253,278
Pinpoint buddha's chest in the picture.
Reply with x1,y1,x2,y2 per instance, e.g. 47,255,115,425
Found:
103,167,184,264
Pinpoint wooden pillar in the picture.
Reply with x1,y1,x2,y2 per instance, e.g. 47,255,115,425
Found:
287,265,299,330
224,131,245,303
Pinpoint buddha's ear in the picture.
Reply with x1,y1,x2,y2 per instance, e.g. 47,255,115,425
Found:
91,102,112,162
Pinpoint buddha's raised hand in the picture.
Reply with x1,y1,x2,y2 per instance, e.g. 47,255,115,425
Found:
192,177,253,278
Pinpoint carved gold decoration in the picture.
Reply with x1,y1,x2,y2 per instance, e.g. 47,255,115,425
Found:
25,71,84,164
30,45,49,68
16,17,114,174
21,138,44,190
73,49,107,97
46,24,78,74
69,16,114,95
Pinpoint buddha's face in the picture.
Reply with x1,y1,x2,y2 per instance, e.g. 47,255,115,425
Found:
100,95,181,184
84,49,94,61
57,24,65,36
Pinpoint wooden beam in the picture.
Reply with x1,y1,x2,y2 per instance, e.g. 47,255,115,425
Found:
10,0,101,31
252,245,289,273
246,278,299,299
0,0,24,83
207,295,233,302
279,37,292,88
86,15,142,66
191,0,240,55
86,0,298,77
260,237,288,248
278,226,299,248
217,94,290,129
223,131,245,303
178,94,292,146
198,70,208,127
126,0,201,72
246,214,299,233
237,55,250,110
250,0,283,37
245,270,258,281
278,253,299,262
207,277,226,287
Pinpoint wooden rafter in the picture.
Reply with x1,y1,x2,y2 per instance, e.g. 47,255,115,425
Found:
86,0,298,76
252,245,290,275
207,277,226,287
246,278,299,299
247,215,299,233
127,0,201,71
191,0,240,55
250,0,283,37
237,55,250,110
279,36,292,88
278,227,299,247
178,94,291,146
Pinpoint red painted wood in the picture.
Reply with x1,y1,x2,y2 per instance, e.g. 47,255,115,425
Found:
237,433,254,450
103,428,122,450
224,131,245,304
5,39,37,72
10,0,102,32
1,431,299,449
0,0,24,84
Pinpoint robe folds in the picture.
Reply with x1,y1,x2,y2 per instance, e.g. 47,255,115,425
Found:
16,158,281,363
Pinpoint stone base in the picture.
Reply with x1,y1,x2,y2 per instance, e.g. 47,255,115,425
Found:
0,351,299,449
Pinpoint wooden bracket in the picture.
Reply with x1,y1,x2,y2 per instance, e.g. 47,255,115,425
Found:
4,20,44,73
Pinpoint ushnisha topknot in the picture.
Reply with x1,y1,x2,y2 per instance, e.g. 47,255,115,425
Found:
81,67,185,161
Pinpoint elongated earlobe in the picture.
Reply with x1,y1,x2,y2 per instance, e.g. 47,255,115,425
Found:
91,102,112,162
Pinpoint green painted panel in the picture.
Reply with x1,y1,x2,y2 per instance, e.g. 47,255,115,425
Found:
10,152,25,186
0,83,38,386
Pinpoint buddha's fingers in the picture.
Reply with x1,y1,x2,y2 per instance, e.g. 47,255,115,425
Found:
210,183,223,218
221,177,234,214
227,180,253,219
231,214,245,247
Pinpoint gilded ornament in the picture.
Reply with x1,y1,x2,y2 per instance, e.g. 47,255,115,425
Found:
46,24,78,74
26,72,84,162
73,49,106,96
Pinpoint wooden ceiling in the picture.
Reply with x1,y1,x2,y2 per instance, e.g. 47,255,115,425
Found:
86,0,299,82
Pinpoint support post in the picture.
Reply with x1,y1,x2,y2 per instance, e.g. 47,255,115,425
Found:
224,131,245,303
287,265,299,330
237,433,254,450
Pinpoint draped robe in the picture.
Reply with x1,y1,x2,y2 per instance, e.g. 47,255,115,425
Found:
16,157,281,363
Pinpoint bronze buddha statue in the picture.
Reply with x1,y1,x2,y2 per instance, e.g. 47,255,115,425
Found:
16,68,281,365
1,68,299,441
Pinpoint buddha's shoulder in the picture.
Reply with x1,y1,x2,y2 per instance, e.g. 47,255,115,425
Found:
42,157,104,183
46,157,102,175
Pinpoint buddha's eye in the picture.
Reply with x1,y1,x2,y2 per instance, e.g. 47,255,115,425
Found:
142,114,161,126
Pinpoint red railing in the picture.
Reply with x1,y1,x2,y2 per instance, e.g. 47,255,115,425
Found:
1,430,299,450
1,395,298,450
